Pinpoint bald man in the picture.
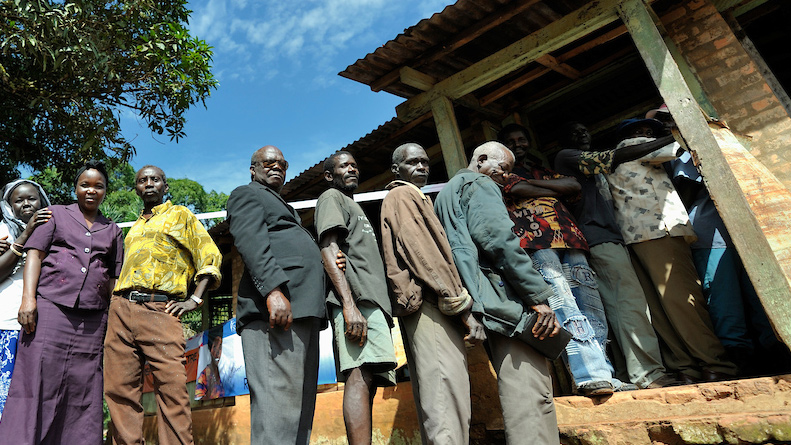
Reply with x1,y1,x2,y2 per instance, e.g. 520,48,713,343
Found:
433,142,561,444
226,146,327,444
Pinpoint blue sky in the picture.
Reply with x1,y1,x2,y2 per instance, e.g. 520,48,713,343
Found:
120,0,454,195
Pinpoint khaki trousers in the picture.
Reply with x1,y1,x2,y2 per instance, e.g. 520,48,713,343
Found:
488,332,559,445
104,297,192,445
400,301,471,445
629,236,737,376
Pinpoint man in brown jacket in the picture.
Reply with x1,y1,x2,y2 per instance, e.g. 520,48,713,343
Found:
380,143,486,444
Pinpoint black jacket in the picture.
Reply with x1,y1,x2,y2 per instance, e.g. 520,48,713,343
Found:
227,181,326,329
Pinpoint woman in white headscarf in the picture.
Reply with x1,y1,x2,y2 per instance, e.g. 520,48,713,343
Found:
0,179,51,420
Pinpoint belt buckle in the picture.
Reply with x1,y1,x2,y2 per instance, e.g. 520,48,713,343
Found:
129,291,146,304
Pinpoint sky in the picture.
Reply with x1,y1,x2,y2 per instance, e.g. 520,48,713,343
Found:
119,0,455,195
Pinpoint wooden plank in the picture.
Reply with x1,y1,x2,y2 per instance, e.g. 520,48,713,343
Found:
369,0,542,92
399,66,436,91
618,0,791,345
431,96,468,176
535,54,581,79
396,0,624,123
479,66,551,107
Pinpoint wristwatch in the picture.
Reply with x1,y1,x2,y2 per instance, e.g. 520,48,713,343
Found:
190,295,204,306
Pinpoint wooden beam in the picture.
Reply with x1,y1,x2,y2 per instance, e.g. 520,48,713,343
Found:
618,0,791,345
399,66,436,92
369,0,543,92
395,0,623,123
480,66,551,107
431,96,467,176
535,54,581,79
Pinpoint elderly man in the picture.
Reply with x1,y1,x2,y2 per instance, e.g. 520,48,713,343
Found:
226,146,327,444
105,165,222,445
433,142,561,444
315,151,397,445
380,143,486,444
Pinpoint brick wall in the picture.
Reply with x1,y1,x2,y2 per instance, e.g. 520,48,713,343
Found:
662,0,791,187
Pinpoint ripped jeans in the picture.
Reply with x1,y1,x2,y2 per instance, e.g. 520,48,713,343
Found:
529,248,614,387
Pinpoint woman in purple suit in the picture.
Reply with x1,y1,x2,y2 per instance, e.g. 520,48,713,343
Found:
0,160,124,444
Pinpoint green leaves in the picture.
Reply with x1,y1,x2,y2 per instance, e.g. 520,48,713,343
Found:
0,0,218,186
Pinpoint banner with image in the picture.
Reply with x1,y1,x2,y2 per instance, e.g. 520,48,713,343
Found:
194,318,247,400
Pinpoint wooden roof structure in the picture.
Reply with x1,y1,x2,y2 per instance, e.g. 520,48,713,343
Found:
282,0,772,203
278,0,791,347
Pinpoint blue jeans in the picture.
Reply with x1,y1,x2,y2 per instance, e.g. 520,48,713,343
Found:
692,247,777,351
529,248,613,387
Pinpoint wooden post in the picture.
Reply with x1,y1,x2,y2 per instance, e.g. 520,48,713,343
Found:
431,96,467,176
618,0,791,345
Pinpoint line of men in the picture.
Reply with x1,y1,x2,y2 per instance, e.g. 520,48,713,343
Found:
110,109,785,445
226,142,564,445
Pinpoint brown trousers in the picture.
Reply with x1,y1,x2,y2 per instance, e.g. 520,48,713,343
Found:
104,297,193,445
629,235,737,376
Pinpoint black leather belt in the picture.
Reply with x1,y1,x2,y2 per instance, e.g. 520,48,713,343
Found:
123,290,173,303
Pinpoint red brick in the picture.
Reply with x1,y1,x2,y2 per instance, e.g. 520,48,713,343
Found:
752,98,771,111
713,36,731,49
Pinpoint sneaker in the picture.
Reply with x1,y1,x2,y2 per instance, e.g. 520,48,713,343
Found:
576,380,614,397
643,374,684,389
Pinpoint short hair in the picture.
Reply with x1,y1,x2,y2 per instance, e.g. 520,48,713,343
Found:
323,151,353,173
391,143,424,165
470,141,514,165
497,123,531,143
74,159,108,186
137,165,167,184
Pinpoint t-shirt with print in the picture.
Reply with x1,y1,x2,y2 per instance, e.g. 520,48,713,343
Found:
315,188,392,320
503,164,588,251
553,148,625,248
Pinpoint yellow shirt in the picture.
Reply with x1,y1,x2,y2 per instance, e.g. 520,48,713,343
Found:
114,201,222,298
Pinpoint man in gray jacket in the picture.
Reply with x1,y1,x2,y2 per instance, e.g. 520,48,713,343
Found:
434,141,561,444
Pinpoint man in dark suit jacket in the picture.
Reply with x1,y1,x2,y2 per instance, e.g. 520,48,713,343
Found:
227,145,327,445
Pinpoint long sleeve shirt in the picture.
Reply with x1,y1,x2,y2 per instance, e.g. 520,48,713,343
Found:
434,170,554,339
380,180,471,317
114,201,222,299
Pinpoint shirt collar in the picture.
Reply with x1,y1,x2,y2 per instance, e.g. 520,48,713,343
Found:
386,180,428,202
139,200,173,219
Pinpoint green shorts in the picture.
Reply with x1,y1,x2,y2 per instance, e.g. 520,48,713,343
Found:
330,302,397,387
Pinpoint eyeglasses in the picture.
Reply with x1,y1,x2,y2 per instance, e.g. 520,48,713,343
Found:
252,159,289,171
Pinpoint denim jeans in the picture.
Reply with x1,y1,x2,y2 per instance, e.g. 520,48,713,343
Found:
529,248,613,387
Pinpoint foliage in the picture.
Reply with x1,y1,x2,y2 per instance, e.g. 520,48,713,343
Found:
0,0,218,186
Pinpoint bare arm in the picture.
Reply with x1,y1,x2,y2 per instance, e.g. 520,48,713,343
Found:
612,134,675,168
320,230,367,346
508,181,562,198
526,177,581,195
18,249,43,334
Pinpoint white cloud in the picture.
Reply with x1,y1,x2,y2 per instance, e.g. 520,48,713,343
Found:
188,0,451,85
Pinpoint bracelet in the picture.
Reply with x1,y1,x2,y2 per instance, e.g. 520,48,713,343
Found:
12,242,24,250
9,245,22,257
190,295,203,306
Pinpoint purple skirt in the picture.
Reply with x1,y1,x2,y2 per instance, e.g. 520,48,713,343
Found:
0,297,107,445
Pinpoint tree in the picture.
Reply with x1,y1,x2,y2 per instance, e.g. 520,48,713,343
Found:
0,0,218,186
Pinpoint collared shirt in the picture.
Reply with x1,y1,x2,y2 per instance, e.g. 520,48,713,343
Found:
114,201,222,299
503,165,588,251
24,204,124,310
606,138,697,245
380,180,472,316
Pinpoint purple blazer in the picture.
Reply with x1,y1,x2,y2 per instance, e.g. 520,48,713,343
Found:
24,204,124,310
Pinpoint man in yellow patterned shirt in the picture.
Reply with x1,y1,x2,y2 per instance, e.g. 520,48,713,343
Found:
104,165,222,445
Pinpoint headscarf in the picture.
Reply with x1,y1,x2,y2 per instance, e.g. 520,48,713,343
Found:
1,179,52,241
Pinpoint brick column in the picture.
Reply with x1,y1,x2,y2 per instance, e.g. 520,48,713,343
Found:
662,0,791,188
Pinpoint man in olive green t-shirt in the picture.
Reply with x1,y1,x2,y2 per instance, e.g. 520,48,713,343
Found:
314,151,397,445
